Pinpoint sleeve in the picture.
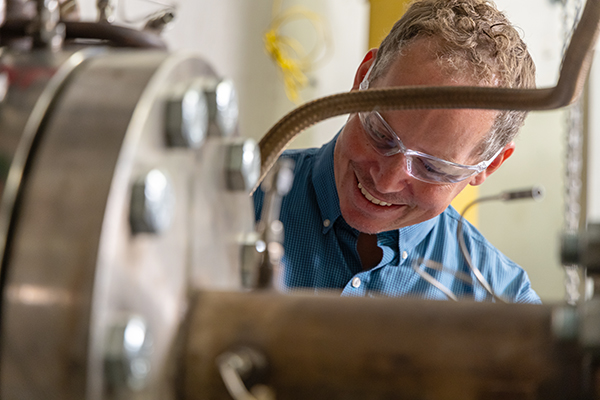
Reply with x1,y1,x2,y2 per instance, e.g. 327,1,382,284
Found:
514,271,542,304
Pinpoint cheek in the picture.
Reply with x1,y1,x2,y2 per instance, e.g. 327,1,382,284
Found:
413,184,462,214
335,123,366,174
340,116,371,156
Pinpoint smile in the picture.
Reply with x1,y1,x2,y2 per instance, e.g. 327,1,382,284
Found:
358,183,393,206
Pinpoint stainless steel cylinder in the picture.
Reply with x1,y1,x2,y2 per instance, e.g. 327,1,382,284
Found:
0,48,256,400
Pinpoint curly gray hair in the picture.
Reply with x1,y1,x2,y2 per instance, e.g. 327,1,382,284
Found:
370,0,536,159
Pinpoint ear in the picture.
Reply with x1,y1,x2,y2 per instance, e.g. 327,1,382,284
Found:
351,48,378,91
469,141,515,186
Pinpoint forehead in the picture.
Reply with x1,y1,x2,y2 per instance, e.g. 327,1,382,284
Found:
377,38,482,87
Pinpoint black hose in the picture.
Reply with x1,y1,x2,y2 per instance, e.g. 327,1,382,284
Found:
65,21,167,49
0,19,168,49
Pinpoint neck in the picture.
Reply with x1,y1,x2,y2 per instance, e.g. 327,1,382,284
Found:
357,233,383,271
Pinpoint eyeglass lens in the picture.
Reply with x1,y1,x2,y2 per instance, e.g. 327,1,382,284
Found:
358,112,478,184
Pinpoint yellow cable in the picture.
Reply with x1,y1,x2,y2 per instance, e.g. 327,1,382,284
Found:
264,1,329,104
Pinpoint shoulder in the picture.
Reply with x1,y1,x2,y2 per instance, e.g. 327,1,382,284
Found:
434,206,541,304
281,147,320,164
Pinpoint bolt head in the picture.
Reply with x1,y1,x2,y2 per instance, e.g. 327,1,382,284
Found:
165,81,209,149
215,79,239,137
105,316,153,392
240,233,266,288
551,306,579,341
226,139,260,192
0,72,8,103
181,76,239,138
130,169,175,234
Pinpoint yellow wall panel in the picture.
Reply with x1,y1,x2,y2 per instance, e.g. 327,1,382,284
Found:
369,0,411,49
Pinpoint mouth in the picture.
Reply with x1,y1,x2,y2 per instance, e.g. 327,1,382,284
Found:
358,183,393,207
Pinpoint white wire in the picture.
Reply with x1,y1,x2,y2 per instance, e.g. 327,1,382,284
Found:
411,194,516,303
457,197,508,303
412,260,458,301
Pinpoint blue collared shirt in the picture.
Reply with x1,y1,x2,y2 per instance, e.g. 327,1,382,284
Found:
254,136,541,303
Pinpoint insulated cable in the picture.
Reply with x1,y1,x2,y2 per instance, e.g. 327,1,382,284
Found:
263,0,330,104
456,186,544,302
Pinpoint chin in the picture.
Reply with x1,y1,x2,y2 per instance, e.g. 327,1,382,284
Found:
341,208,397,234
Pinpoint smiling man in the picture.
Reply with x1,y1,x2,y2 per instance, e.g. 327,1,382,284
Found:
254,0,540,303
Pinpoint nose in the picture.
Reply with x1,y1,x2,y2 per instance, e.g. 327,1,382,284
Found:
369,153,412,193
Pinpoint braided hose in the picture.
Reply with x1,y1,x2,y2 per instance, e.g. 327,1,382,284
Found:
254,0,600,194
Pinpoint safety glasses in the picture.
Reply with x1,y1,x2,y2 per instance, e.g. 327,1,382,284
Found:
358,66,501,184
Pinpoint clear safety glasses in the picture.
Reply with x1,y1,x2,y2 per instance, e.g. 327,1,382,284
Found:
358,67,501,184
358,111,502,184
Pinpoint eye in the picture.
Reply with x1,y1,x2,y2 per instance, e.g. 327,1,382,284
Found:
372,127,388,142
364,118,394,146
419,158,436,172
415,157,443,175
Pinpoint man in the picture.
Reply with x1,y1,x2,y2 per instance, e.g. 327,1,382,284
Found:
254,0,540,303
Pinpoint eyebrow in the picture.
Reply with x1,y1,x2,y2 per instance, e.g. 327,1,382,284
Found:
377,111,465,165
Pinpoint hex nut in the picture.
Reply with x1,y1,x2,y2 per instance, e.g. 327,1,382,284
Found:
214,78,239,137
551,306,579,341
129,169,175,234
562,223,600,271
226,139,260,192
0,72,8,103
165,80,209,149
104,316,153,392
240,232,266,288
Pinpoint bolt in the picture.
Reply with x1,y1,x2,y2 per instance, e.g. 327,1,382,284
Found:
562,223,600,271
97,0,115,23
240,232,266,288
167,77,239,141
551,305,579,341
144,9,176,33
214,79,239,137
225,138,260,192
195,77,240,137
580,298,600,353
165,80,209,149
34,0,65,50
104,316,153,393
0,72,8,103
129,169,175,234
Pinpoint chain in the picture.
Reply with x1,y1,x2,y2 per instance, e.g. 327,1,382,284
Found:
561,0,585,305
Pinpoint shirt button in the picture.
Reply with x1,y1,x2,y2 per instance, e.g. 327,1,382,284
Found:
352,277,361,288
323,219,331,227
402,251,408,260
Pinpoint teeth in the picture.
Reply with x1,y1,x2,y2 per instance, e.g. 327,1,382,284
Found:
358,183,392,207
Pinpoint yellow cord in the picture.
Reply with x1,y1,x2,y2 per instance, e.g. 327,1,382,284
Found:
264,1,329,104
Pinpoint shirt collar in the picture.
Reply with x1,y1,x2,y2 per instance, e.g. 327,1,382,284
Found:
398,216,438,250
311,134,341,234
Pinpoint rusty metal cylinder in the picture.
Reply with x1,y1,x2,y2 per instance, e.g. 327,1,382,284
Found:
180,291,583,400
